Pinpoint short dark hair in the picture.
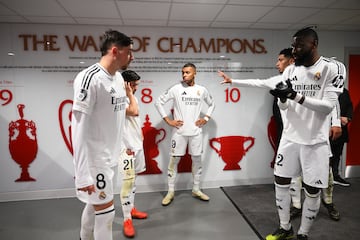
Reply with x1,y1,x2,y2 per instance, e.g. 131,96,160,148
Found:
122,70,140,82
293,27,318,44
100,30,133,56
183,62,196,70
279,48,293,59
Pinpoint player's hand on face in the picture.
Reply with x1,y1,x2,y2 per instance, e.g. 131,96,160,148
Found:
125,82,133,97
218,70,232,84
78,185,96,195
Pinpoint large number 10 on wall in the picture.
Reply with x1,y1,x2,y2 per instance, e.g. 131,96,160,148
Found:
224,88,240,103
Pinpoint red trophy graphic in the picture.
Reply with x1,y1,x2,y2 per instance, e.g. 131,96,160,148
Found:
8,104,38,181
140,114,166,174
178,148,192,173
210,135,255,170
59,99,73,155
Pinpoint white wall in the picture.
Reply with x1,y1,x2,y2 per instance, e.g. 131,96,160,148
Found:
1,24,359,201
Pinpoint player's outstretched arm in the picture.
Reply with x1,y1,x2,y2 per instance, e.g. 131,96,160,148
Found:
218,70,232,84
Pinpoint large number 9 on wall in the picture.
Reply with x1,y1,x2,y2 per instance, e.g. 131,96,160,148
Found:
0,89,13,106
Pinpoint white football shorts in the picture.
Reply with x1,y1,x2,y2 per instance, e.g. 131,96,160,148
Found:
76,165,115,205
170,132,203,156
274,138,329,188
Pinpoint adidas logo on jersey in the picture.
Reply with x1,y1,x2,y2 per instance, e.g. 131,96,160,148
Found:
182,91,187,95
110,87,116,95
314,180,323,185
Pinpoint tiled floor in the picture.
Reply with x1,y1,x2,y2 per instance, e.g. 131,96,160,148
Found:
0,188,260,240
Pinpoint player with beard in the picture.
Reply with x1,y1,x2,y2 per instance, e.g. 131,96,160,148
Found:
155,63,215,206
266,27,344,240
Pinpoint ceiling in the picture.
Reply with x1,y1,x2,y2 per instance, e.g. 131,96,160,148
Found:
1,0,360,31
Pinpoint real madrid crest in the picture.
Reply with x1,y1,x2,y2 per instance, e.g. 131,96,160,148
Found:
99,191,107,200
314,72,321,81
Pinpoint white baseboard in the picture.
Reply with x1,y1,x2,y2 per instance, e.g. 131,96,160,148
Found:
345,165,360,178
0,178,273,202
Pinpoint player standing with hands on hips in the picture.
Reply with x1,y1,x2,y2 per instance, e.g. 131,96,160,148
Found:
155,63,215,206
266,27,344,240
71,30,134,240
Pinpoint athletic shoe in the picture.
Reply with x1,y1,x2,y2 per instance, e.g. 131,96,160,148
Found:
131,207,148,219
322,200,340,221
162,191,174,206
191,190,210,201
333,176,350,187
296,234,308,240
123,219,135,238
266,227,294,240
290,206,302,219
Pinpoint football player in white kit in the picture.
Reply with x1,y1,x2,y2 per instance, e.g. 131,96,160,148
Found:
289,58,346,222
218,51,343,224
265,28,344,240
155,63,215,206
71,30,134,240
119,70,147,238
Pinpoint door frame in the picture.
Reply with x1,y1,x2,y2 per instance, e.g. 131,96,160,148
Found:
344,48,360,178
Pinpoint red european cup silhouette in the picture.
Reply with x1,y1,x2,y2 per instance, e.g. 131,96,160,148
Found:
9,104,38,181
210,135,255,170
140,114,166,174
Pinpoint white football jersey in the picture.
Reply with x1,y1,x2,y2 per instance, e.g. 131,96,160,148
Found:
123,96,143,151
155,81,215,136
231,74,283,89
72,63,127,169
280,56,344,145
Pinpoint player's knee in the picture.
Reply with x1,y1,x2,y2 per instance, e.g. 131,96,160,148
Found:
303,183,320,197
168,156,180,171
121,177,135,199
93,200,114,212
274,175,291,185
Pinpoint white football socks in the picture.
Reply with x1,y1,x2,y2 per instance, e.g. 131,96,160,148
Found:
191,155,202,192
298,189,320,236
275,183,292,230
80,204,95,240
167,156,180,192
121,176,135,220
290,176,302,209
94,205,115,240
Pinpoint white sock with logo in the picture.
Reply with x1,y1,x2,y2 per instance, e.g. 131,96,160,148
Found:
290,176,302,209
94,205,115,239
168,156,180,192
275,182,291,230
80,204,95,240
191,155,202,192
298,189,320,236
